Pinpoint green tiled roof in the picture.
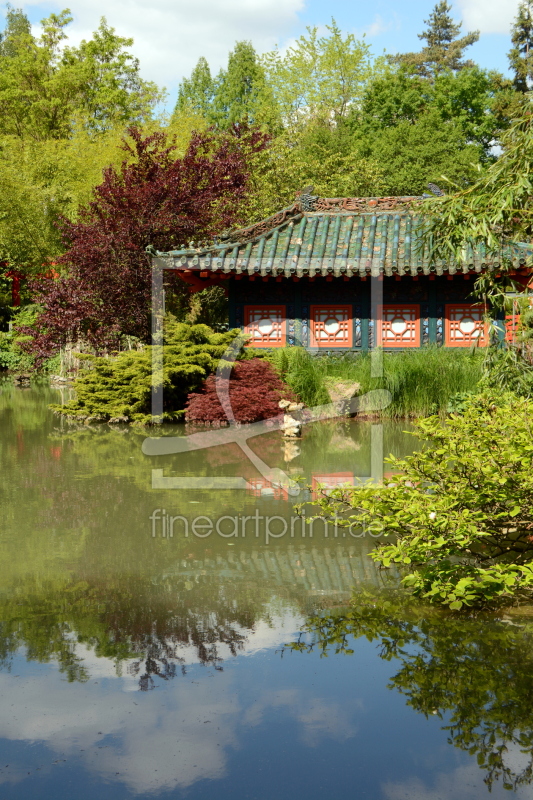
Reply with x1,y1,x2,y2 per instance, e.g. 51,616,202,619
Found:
150,197,532,278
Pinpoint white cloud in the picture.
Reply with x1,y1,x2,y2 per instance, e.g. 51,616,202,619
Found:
242,687,359,746
360,13,401,39
0,604,309,793
0,613,356,796
0,669,240,794
21,0,305,93
382,758,533,800
456,0,519,35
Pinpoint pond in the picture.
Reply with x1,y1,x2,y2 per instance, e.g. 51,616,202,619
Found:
1,381,532,799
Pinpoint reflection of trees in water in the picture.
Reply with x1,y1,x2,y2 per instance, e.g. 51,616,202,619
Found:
0,545,397,690
117,575,256,689
290,590,533,792
0,575,260,689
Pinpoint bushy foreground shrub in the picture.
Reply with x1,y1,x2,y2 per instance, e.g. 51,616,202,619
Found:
310,393,533,610
52,321,244,424
186,358,296,424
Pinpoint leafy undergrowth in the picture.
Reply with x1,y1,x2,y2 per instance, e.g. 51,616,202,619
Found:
185,357,297,424
0,305,59,374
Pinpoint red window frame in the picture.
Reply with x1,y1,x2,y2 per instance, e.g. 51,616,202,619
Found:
310,305,353,347
445,304,488,347
244,305,286,347
378,305,420,348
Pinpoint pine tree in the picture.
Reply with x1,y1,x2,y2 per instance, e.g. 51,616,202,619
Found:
508,1,533,92
174,57,214,117
391,1,479,78
211,41,273,128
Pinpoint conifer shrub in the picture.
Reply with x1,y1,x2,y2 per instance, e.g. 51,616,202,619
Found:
185,358,297,424
51,322,245,424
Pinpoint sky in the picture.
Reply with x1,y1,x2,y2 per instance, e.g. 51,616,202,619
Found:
1,0,522,110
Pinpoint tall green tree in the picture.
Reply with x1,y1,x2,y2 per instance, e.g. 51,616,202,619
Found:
67,18,163,131
211,41,274,129
0,125,132,275
0,9,162,140
245,123,386,221
347,64,511,195
349,64,513,187
0,3,31,56
174,56,214,118
391,1,479,78
262,19,373,129
352,107,482,196
509,1,533,92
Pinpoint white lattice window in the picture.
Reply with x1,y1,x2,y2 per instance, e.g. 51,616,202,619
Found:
378,305,420,347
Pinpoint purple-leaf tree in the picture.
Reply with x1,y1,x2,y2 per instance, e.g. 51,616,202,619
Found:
25,125,268,361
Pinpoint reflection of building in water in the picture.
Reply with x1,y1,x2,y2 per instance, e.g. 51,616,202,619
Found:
160,544,399,598
248,479,287,498
311,473,354,499
248,472,359,501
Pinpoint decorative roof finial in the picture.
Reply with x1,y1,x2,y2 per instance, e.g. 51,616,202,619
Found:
427,182,446,197
296,185,318,211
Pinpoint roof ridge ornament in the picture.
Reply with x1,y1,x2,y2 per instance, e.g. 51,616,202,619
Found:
296,185,318,212
217,202,303,245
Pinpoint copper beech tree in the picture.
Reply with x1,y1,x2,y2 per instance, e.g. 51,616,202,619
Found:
25,125,268,360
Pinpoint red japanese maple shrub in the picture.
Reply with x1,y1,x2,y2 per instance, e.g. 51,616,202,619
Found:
185,358,297,424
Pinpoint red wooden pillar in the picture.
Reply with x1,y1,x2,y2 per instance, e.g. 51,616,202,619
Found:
5,269,23,307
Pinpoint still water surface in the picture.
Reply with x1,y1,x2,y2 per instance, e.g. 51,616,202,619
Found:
1,382,532,799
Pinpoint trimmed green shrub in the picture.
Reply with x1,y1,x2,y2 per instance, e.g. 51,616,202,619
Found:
52,320,245,424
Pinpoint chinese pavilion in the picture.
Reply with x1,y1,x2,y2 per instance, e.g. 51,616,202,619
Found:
150,195,532,351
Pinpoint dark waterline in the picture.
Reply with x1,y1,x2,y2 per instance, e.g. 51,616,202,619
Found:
0,381,531,799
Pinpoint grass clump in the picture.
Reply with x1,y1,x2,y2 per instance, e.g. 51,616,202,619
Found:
270,346,484,417
338,347,484,418
268,347,330,407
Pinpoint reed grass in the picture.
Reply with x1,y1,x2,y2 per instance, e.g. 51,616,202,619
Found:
267,347,330,407
269,346,484,418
